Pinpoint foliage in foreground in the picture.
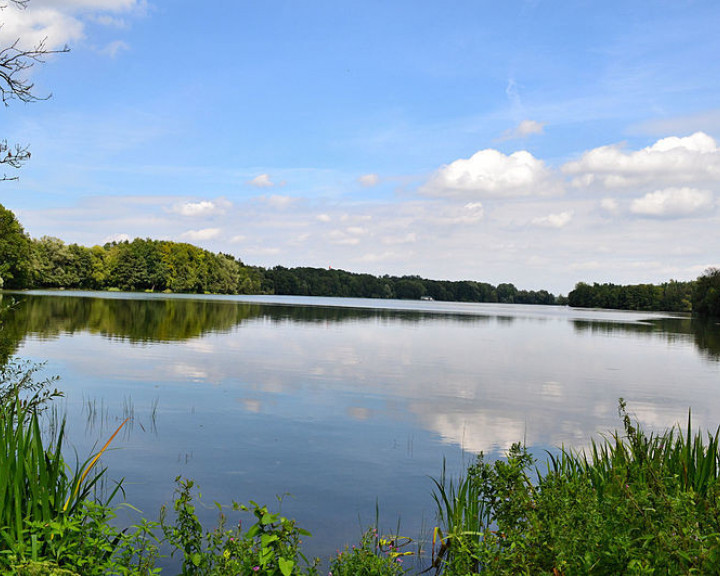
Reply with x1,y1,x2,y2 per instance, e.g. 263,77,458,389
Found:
431,400,720,575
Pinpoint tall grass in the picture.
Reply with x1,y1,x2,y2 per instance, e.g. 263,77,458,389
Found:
547,400,720,497
0,382,126,568
431,401,720,575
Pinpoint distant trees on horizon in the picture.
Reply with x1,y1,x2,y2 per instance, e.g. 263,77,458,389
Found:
2,202,720,317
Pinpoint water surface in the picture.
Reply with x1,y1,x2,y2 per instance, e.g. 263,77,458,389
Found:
2,290,719,566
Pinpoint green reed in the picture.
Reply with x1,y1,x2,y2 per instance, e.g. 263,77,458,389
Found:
431,401,720,575
0,385,125,569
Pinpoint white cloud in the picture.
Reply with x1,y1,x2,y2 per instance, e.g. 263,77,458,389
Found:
248,174,276,188
630,187,714,218
1,0,144,51
600,198,619,213
531,210,574,228
327,229,361,246
102,232,131,243
381,232,417,245
260,194,295,209
171,199,229,217
501,119,545,140
316,213,331,223
181,228,221,241
421,148,560,198
358,173,379,187
563,132,720,190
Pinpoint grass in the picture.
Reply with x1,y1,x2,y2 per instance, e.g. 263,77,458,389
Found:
429,399,720,575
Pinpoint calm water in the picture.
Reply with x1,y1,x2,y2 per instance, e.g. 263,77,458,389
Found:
2,290,720,567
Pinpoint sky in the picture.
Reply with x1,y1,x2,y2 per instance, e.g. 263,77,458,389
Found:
1,0,719,295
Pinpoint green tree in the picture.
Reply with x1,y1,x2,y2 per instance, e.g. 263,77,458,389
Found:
496,282,518,303
0,203,31,288
692,268,720,319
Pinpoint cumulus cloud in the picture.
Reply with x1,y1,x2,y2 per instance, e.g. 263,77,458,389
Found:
531,210,574,228
1,0,144,51
248,174,277,188
501,119,545,140
421,148,559,198
358,173,380,187
563,132,720,190
630,187,714,218
170,198,230,217
316,213,332,223
458,202,484,223
181,228,221,241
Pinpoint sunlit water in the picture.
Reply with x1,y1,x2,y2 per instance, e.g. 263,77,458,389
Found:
2,290,719,569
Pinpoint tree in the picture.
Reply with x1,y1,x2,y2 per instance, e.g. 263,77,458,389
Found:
692,268,720,319
0,202,31,287
1,0,68,180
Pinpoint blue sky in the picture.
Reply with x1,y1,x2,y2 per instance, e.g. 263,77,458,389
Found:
2,0,719,294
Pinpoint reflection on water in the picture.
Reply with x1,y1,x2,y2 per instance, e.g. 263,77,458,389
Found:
3,290,720,565
573,316,720,361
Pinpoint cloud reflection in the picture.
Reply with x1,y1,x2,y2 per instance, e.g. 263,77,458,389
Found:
10,292,720,457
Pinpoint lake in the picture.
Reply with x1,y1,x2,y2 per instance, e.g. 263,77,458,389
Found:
2,290,720,569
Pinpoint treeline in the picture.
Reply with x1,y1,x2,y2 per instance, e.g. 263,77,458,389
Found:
567,280,693,312
263,266,564,304
0,203,565,304
567,270,720,319
3,203,720,315
30,236,265,294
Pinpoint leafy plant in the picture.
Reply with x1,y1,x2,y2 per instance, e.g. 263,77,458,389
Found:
160,477,318,575
0,358,62,411
329,528,410,576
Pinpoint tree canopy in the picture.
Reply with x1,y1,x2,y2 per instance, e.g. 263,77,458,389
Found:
692,268,720,319
567,280,693,313
0,203,31,288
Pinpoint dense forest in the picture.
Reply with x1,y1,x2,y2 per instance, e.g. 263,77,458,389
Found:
2,203,719,316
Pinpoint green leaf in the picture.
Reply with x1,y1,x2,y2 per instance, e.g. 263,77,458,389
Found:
279,557,295,576
261,533,279,548
262,511,280,525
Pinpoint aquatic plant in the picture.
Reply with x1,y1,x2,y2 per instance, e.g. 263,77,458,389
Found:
430,400,720,575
